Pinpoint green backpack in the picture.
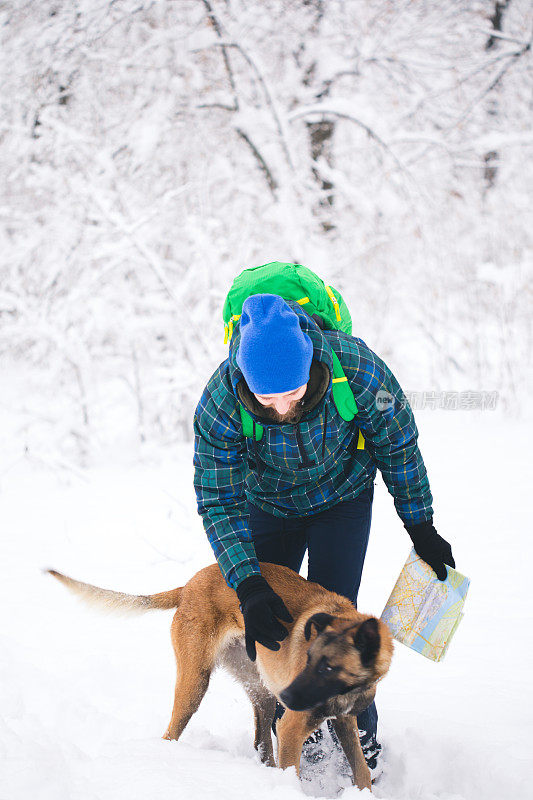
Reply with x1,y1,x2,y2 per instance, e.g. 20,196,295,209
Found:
223,261,364,449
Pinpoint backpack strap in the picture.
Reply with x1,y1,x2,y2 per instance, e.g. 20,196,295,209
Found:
330,352,357,420
330,352,365,450
239,405,263,441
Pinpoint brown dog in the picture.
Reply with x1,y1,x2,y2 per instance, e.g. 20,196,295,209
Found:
47,562,393,791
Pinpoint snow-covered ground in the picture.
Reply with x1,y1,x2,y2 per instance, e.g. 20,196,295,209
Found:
1,409,532,799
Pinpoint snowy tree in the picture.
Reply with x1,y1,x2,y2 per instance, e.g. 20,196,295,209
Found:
1,0,531,461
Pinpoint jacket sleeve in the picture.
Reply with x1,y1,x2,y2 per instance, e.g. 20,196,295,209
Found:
343,338,434,526
193,365,261,590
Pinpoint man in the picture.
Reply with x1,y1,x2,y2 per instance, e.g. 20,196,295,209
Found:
193,292,455,774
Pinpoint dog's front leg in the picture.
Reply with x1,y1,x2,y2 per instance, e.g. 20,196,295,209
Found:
275,709,322,776
330,715,371,791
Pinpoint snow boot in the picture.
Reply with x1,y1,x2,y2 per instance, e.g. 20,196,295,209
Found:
358,727,383,782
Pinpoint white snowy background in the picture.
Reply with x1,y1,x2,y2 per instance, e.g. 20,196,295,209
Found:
1,2,532,799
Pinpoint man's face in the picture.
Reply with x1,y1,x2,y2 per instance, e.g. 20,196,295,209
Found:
253,383,307,423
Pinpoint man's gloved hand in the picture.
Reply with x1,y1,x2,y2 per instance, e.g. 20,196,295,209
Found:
405,520,455,581
236,575,293,662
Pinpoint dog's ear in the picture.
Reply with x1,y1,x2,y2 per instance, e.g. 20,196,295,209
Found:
352,618,381,666
304,612,334,641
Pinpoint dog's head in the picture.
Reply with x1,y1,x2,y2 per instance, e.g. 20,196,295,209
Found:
279,612,393,712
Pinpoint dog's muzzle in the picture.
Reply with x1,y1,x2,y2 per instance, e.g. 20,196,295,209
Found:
279,687,311,711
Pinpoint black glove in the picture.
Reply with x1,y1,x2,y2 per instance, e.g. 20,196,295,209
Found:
405,520,455,581
236,575,293,662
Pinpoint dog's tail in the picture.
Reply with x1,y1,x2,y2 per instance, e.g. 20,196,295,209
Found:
45,569,183,614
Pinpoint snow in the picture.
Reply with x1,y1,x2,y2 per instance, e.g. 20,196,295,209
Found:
1,2,531,796
2,0,531,452
2,409,532,799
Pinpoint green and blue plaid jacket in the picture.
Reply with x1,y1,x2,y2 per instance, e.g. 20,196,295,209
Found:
193,303,433,590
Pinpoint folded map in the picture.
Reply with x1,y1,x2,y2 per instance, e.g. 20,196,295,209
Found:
380,548,470,662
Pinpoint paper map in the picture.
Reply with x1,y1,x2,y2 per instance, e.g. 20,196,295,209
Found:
380,547,470,662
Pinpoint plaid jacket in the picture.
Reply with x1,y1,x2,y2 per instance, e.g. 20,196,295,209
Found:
193,302,433,590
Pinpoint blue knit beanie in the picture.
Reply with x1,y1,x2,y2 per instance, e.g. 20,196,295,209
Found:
236,294,313,395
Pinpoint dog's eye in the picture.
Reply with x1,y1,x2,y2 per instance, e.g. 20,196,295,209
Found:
318,662,334,675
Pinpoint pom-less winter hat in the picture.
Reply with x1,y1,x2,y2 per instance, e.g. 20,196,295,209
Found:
236,294,313,395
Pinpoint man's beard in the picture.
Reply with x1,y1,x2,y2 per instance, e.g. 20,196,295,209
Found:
261,401,304,424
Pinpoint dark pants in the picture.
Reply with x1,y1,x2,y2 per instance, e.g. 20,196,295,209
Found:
248,485,378,744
